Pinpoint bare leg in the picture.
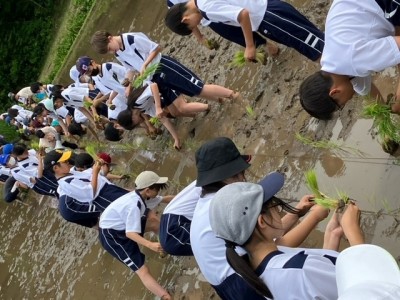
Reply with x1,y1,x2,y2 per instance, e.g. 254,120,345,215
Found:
265,40,279,57
135,265,171,299
160,117,181,150
172,95,208,115
199,84,240,102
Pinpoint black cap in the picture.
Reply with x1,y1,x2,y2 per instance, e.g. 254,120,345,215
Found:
43,150,63,171
195,137,251,187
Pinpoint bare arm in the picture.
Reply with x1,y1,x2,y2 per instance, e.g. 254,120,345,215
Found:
141,46,162,74
238,9,255,61
126,231,163,253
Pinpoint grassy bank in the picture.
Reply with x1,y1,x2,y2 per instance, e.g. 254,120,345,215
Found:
39,0,96,82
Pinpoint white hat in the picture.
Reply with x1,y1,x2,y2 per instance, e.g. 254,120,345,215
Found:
336,244,400,300
135,171,168,189
39,98,54,112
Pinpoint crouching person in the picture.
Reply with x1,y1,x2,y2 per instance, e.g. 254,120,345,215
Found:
99,171,172,299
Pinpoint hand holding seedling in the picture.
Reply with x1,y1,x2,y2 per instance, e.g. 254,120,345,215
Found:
339,202,364,246
295,194,315,217
308,204,330,222
244,44,256,61
148,242,164,254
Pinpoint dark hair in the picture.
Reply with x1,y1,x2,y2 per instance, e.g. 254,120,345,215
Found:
299,71,337,120
91,30,112,54
136,182,168,192
32,104,47,116
30,82,43,93
50,84,64,96
117,109,135,130
104,122,123,141
35,129,45,139
12,143,27,156
201,181,226,197
165,3,192,36
74,153,94,169
51,91,64,101
127,85,148,109
7,109,18,118
68,121,86,136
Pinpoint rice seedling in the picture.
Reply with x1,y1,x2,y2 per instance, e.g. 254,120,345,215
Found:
133,63,160,88
295,133,364,157
85,144,100,160
229,50,266,67
204,38,220,50
83,99,93,108
149,117,162,127
246,106,256,118
29,140,40,151
304,170,350,210
363,102,400,143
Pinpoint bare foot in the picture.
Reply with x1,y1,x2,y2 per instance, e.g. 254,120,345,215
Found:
266,41,280,58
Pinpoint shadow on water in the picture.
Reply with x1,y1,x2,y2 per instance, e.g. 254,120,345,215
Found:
2,0,400,299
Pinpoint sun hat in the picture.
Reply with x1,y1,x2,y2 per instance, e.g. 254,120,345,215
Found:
2,144,13,155
76,56,92,75
209,172,285,246
135,171,168,189
195,137,251,187
97,152,116,166
336,244,400,300
39,98,55,112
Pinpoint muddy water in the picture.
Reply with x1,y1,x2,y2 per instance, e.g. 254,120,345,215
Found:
2,0,400,299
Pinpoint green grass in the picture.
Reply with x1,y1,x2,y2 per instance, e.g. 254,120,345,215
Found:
43,0,96,82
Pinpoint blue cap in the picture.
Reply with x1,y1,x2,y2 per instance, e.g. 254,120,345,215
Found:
5,116,11,124
0,154,10,166
2,144,13,155
76,56,92,75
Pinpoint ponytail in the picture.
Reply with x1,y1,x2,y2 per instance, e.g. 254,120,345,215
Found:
225,241,274,299
127,85,148,109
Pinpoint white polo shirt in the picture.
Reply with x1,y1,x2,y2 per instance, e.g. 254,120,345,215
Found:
93,62,127,96
61,86,89,108
163,180,201,220
134,85,157,117
99,191,146,233
115,33,162,73
195,0,267,30
256,248,338,299
321,0,400,95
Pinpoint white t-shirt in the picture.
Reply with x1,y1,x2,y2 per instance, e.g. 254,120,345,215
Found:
191,192,245,285
57,172,110,203
256,248,338,300
69,66,80,84
61,86,89,108
134,85,157,117
17,86,33,99
115,32,162,74
94,62,127,96
163,180,201,220
195,0,267,30
0,165,11,177
321,0,400,95
73,109,88,124
38,126,57,149
99,190,147,232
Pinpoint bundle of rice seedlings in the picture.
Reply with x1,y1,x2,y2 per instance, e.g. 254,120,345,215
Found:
133,63,160,88
295,133,364,157
363,102,400,143
29,140,40,151
204,38,220,50
85,144,99,160
304,170,350,210
149,117,161,127
83,99,93,108
229,50,266,67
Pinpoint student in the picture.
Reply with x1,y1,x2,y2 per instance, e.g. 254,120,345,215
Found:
78,56,209,118
299,0,400,120
118,84,182,150
336,244,400,299
209,179,364,299
99,171,172,299
166,0,269,53
90,30,240,102
8,86,34,106
165,0,324,62
44,150,129,228
159,180,201,256
189,137,328,299
96,152,130,181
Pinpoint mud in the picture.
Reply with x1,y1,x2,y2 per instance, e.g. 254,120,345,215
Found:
1,0,400,299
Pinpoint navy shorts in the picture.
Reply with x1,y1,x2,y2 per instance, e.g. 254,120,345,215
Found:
93,183,129,211
3,176,18,203
99,228,145,272
159,213,193,256
209,22,266,48
58,194,101,227
257,0,324,61
212,272,267,300
153,55,204,97
158,85,180,108
0,174,9,182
